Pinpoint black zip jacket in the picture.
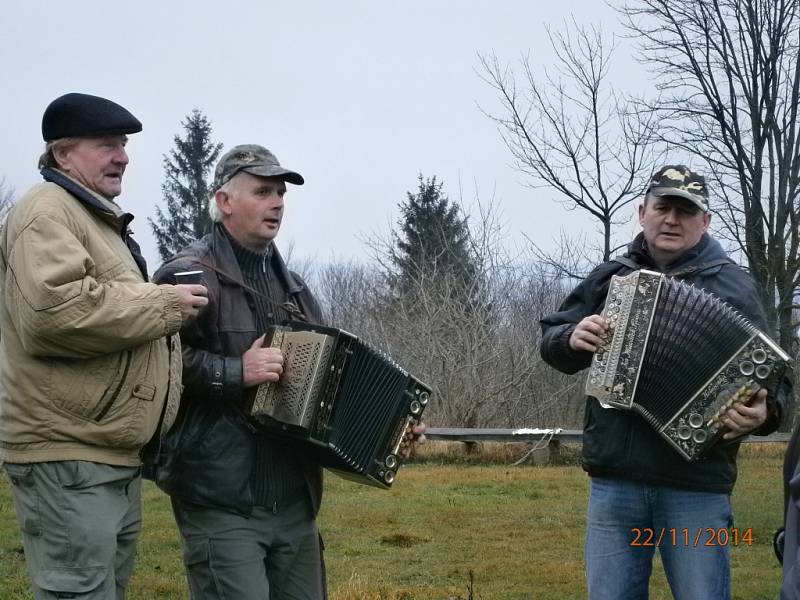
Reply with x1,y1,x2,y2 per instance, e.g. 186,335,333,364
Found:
540,233,789,493
150,224,325,515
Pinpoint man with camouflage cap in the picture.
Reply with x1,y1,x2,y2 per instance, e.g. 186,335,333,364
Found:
0,92,208,599
151,144,328,599
540,165,789,599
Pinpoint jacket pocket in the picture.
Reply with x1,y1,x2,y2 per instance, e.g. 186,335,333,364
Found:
47,353,122,420
94,350,133,421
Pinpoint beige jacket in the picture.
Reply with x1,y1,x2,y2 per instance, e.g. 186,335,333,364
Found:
0,174,184,466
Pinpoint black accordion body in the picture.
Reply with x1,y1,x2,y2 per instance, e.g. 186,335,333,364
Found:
585,270,790,461
248,322,431,488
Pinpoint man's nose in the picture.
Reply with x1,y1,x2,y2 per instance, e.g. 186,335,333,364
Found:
113,146,129,165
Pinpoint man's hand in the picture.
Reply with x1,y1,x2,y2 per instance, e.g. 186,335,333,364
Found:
721,388,768,439
174,284,209,321
242,334,284,387
410,422,426,445
399,422,426,459
569,315,610,352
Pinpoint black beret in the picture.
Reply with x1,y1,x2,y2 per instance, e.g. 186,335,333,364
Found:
42,92,142,142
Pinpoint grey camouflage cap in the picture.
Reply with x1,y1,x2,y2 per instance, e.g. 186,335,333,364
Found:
646,165,709,212
213,144,304,191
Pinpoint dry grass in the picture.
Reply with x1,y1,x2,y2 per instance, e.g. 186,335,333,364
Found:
0,442,787,599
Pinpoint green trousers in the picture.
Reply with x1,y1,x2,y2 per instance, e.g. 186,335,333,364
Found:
171,494,326,600
3,461,141,599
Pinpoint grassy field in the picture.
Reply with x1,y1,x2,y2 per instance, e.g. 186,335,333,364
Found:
0,443,787,599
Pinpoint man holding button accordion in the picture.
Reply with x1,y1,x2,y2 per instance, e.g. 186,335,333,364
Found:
540,165,791,600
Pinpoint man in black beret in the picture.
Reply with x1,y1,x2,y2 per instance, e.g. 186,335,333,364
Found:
0,92,208,599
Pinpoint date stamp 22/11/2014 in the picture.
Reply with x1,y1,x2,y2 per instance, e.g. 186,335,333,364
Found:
630,527,754,547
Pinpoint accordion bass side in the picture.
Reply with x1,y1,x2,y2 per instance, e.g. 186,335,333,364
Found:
248,322,431,488
585,269,791,461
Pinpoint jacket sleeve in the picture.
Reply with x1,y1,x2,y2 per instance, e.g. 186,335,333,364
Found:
181,329,244,405
540,263,618,375
5,213,183,358
154,260,243,406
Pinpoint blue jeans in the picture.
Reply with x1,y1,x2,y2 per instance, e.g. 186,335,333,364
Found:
586,477,732,600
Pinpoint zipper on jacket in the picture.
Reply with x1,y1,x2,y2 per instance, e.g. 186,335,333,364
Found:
95,350,133,421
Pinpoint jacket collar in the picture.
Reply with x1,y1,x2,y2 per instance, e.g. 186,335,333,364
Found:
40,167,131,232
40,167,149,280
210,224,304,295
625,232,726,273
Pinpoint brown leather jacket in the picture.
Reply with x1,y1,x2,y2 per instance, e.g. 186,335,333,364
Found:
151,223,325,516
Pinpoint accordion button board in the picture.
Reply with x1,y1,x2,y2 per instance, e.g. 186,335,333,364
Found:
249,322,431,488
585,269,791,461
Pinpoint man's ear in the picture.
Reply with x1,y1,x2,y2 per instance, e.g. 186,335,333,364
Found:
215,189,232,217
702,212,712,232
638,203,645,225
53,146,71,171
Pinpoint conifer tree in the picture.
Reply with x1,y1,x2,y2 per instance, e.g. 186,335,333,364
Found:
150,109,222,261
391,175,478,301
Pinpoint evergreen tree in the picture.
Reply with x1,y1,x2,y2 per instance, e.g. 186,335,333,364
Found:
391,175,478,300
149,109,222,261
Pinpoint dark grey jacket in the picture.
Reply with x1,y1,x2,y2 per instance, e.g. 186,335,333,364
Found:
541,233,788,493
150,224,325,516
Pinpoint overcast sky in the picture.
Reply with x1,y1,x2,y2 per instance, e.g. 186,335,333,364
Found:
0,0,644,269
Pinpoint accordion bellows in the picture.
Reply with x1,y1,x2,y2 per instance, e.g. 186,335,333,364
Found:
585,270,790,461
249,322,431,488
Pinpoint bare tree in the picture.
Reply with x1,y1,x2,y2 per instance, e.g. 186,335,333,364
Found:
314,185,588,429
621,0,800,352
0,178,16,224
478,20,661,268
316,259,385,334
313,249,585,428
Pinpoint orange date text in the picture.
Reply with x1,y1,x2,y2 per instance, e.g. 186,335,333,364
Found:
629,527,753,547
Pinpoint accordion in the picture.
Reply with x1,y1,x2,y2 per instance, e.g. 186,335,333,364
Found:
248,322,431,488
585,269,790,461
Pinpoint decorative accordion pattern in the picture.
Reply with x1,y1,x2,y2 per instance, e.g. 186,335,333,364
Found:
249,322,431,488
585,270,790,461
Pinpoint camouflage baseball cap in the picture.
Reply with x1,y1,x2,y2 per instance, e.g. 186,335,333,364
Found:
646,165,709,212
213,144,304,191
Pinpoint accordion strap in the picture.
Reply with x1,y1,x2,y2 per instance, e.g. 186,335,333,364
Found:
611,256,641,271
190,258,310,323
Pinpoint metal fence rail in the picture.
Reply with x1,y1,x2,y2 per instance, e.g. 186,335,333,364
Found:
426,428,791,444
425,428,791,464
425,427,791,444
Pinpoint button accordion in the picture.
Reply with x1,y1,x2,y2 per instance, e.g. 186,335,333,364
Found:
248,322,431,487
585,269,790,461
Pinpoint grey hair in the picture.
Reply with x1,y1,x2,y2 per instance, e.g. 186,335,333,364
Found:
37,137,83,170
208,172,243,223
208,192,223,223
